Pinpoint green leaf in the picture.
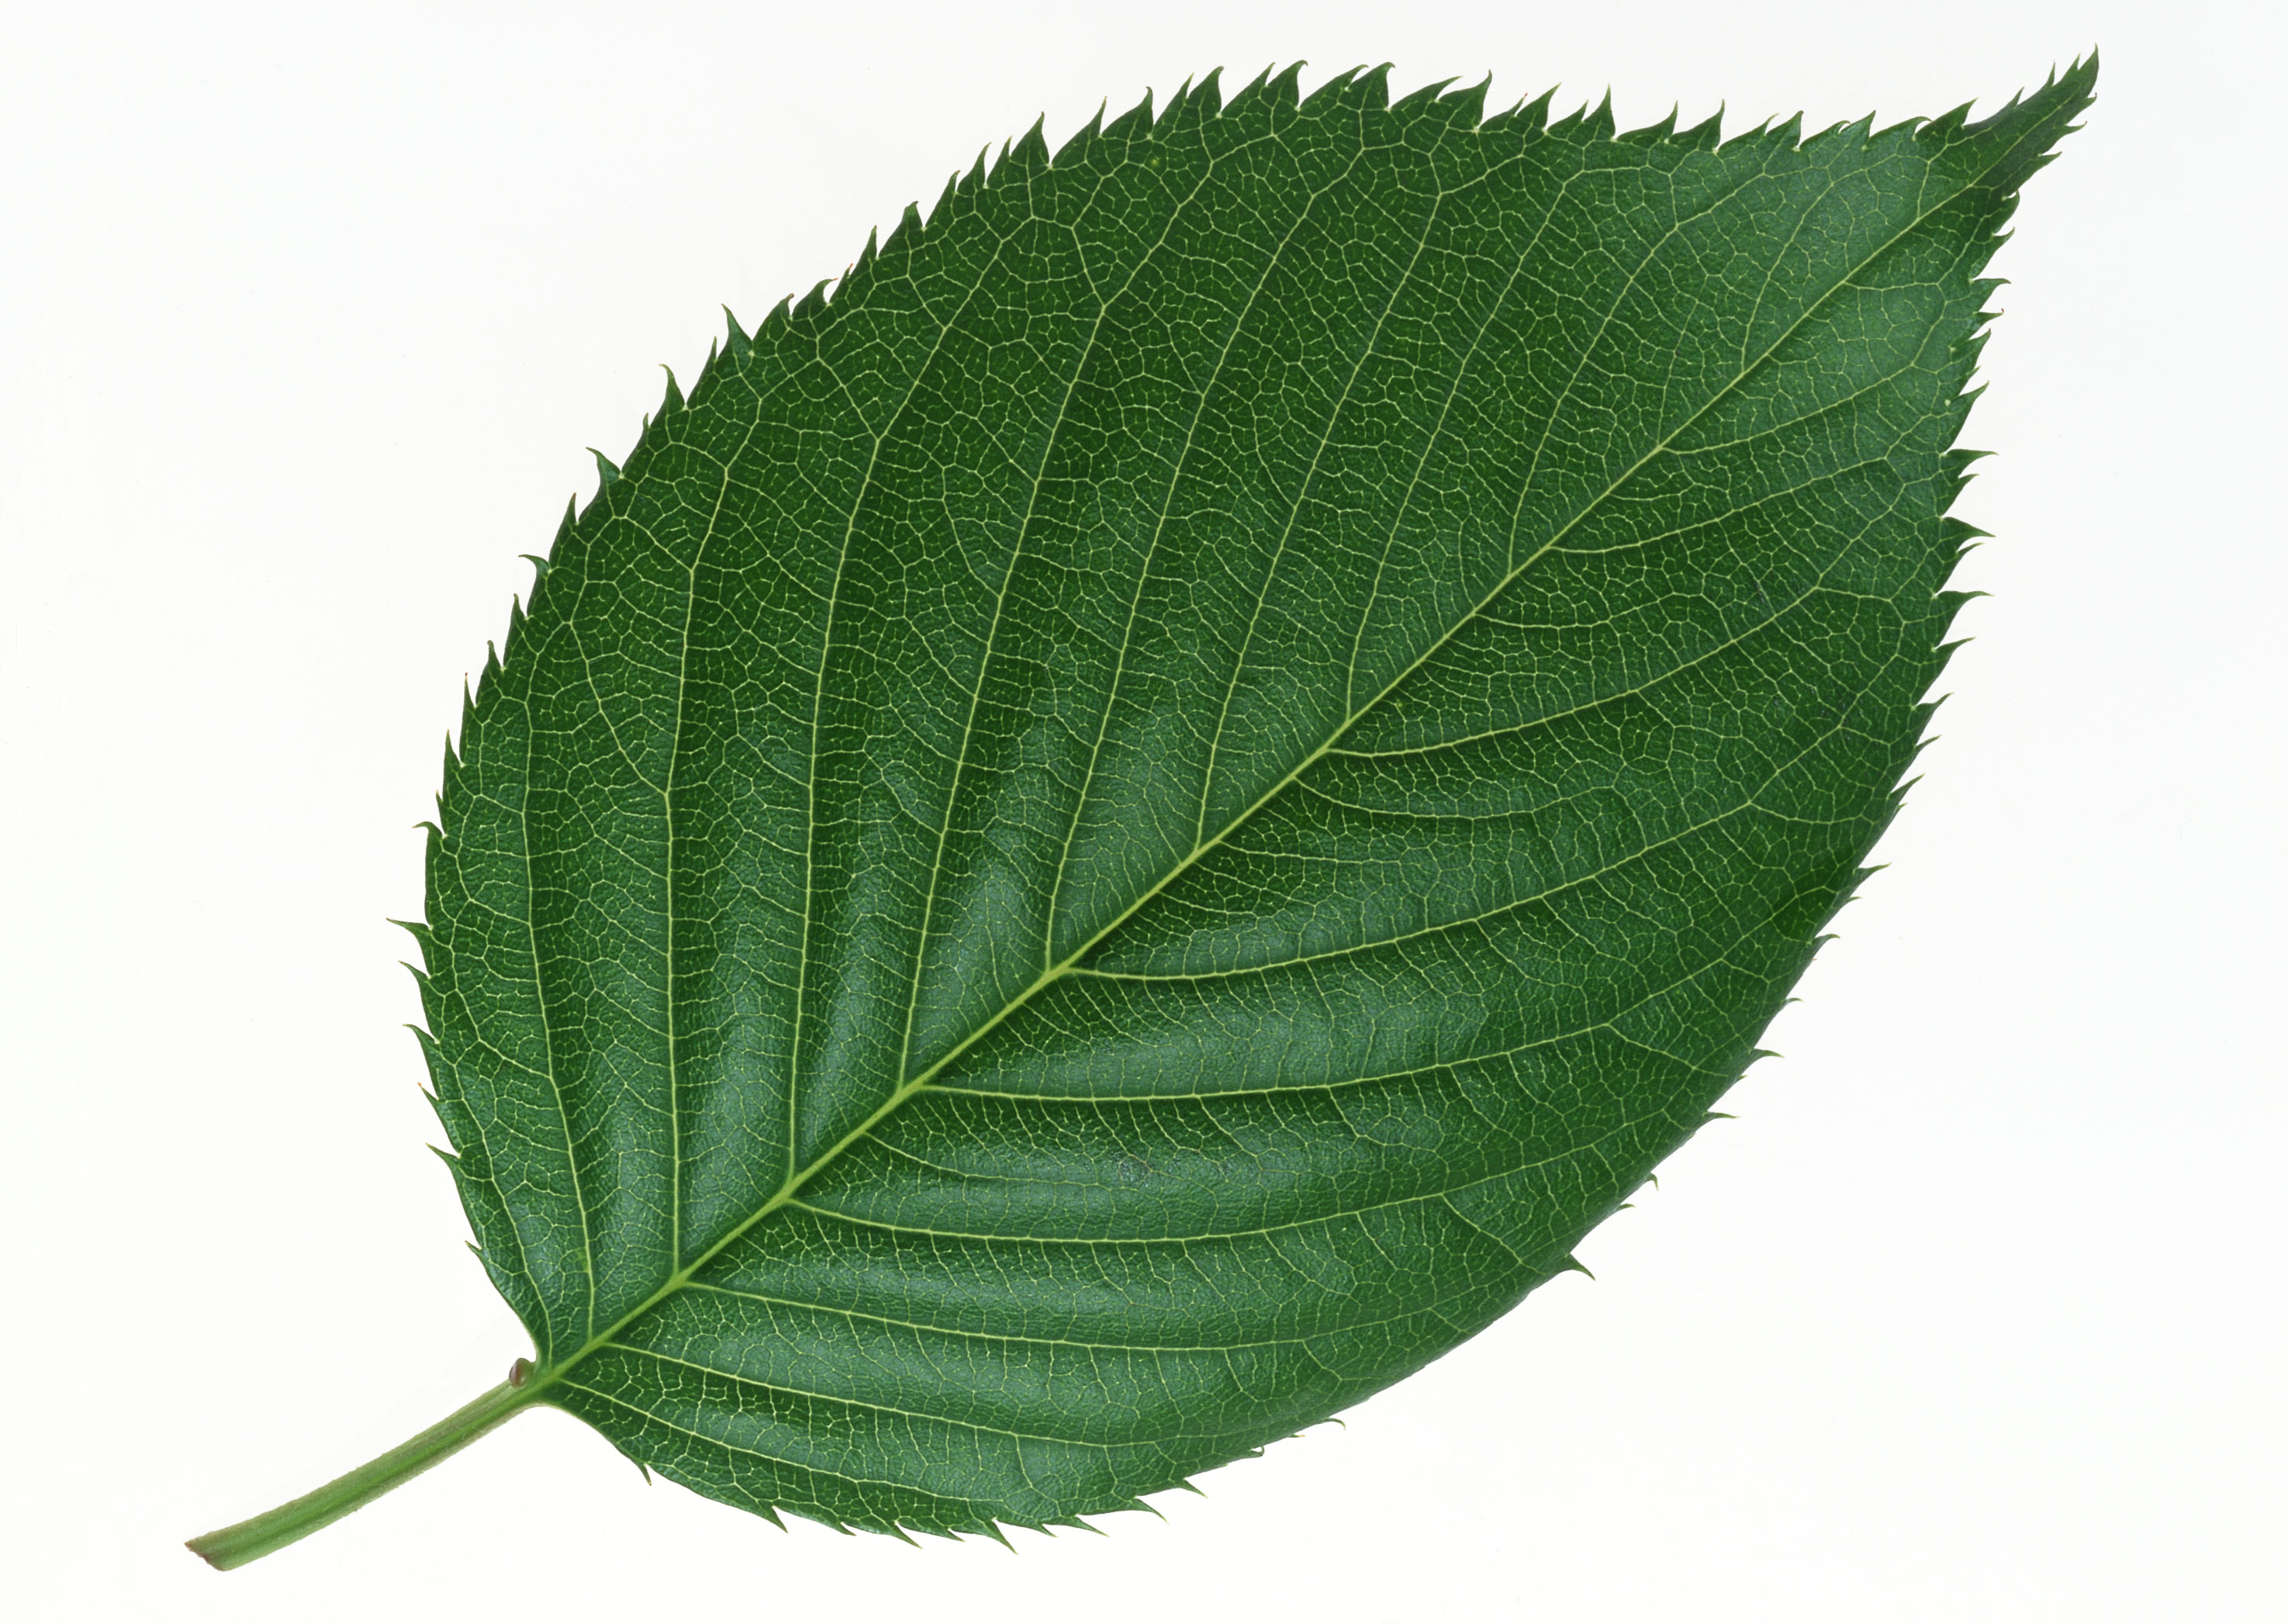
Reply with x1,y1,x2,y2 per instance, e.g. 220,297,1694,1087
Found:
191,56,2092,1564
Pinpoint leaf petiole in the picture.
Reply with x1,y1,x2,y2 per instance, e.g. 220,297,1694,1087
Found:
187,1362,542,1570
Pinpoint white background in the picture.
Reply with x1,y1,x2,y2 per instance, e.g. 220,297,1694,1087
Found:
3,2,2280,1618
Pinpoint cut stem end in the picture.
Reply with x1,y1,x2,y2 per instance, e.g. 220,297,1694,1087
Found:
187,1368,542,1570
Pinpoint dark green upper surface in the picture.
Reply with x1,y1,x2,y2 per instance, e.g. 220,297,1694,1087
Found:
410,60,2091,1537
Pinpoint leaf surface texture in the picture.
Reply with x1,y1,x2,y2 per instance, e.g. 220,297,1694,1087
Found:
412,62,2090,1537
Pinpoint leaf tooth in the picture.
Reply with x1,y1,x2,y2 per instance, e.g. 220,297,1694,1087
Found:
1937,526,1987,589
880,200,925,260
1297,64,1363,115
956,143,989,199
1585,90,1618,141
1101,85,1154,142
529,498,575,585
1941,515,1992,551
589,447,620,489
657,363,683,416
1957,308,1999,359
1985,85,2030,128
1548,93,1612,142
1194,65,1229,119
1674,101,1723,149
687,333,720,403
1802,112,1868,151
719,305,751,363
1920,99,1979,143
1939,451,1992,519
1933,606,1982,655
921,164,960,232
1006,113,1050,175
834,228,882,306
1052,101,1105,168
1220,64,1276,120
1716,112,1775,152
437,727,465,795
790,276,833,322
403,988,442,1038
1442,73,1491,130
756,292,794,337
1484,84,1557,139
1619,103,1679,146
1263,60,1305,112
1156,73,1197,130
412,1048,448,1107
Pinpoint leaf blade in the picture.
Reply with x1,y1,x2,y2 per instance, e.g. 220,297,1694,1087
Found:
414,57,2093,1539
